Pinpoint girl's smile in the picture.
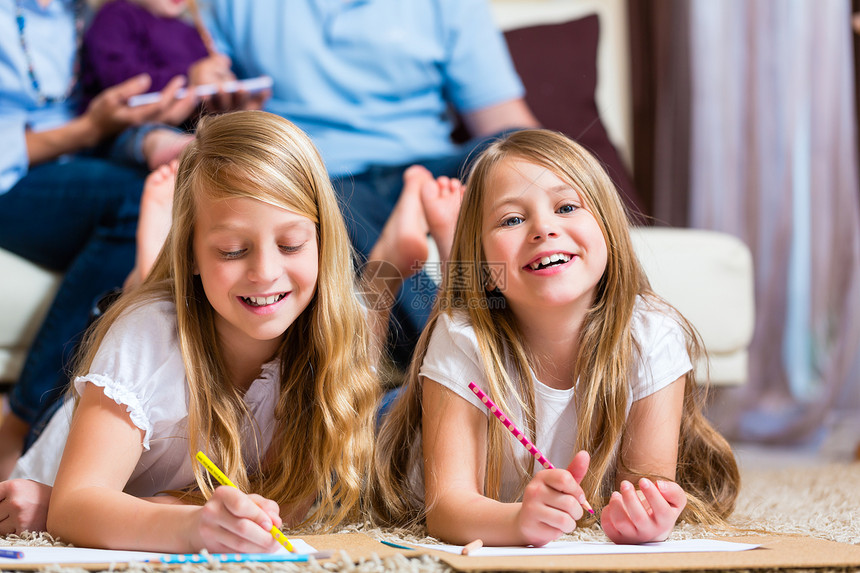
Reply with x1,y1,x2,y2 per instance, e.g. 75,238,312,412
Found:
239,292,290,313
524,251,575,274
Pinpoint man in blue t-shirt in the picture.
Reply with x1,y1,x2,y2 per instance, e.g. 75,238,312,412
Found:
203,0,540,365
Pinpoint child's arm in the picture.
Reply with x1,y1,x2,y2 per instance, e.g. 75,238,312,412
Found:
0,478,189,536
47,383,283,553
601,375,688,544
422,379,589,547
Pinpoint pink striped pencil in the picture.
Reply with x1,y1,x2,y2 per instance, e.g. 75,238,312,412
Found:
468,381,594,515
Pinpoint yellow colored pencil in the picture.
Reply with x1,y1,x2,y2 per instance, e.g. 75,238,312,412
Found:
195,451,295,552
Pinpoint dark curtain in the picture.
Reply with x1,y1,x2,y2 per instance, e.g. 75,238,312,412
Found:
629,0,692,226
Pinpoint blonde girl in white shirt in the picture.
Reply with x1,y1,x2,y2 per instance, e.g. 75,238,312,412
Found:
28,111,385,552
373,129,740,547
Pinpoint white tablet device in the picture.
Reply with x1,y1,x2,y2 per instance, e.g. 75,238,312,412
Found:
127,75,273,107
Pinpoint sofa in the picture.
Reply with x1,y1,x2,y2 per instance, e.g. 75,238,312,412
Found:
0,0,755,387
0,248,61,384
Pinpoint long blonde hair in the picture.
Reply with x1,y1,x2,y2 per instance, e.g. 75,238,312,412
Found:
372,129,739,526
74,111,380,529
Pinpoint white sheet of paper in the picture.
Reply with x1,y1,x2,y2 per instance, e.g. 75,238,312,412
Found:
416,539,759,556
0,539,317,565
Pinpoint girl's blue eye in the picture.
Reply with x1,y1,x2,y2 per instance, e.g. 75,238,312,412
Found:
502,216,523,227
558,204,578,214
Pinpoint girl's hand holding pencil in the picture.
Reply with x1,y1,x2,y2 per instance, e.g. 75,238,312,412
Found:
190,486,285,554
192,452,289,554
468,382,594,547
515,450,592,547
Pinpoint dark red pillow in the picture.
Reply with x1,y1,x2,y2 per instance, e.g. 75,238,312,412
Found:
503,15,643,215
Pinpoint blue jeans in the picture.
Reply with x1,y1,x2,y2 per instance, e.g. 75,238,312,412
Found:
0,157,146,426
331,137,497,368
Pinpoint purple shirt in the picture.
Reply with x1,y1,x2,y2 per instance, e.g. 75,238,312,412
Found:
79,0,208,110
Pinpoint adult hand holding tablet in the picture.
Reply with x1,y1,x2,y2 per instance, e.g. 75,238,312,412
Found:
128,76,274,107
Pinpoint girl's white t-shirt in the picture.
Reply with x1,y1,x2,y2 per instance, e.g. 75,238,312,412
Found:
12,298,280,497
418,297,693,502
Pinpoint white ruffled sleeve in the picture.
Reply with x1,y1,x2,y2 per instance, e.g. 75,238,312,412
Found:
72,299,187,450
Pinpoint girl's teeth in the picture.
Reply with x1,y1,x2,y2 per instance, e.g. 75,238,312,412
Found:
244,294,284,306
530,253,571,270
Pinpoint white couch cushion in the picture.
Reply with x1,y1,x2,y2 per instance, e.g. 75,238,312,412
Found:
630,227,755,385
0,248,62,382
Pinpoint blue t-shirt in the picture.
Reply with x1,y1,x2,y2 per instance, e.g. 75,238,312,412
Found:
0,0,81,193
204,0,524,177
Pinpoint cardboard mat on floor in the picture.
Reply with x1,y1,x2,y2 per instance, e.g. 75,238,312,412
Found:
415,535,860,571
325,532,860,571
1,533,859,570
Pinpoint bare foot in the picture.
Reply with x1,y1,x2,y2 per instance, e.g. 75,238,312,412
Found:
126,160,178,289
420,175,464,265
368,165,432,279
142,129,194,170
361,165,432,317
361,165,433,349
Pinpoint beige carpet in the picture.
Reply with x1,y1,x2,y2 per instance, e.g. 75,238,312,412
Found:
2,461,859,572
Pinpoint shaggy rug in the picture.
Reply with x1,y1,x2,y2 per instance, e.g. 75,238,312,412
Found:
2,460,859,572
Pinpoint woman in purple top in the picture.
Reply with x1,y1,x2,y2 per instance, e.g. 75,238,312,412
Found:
80,0,231,168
